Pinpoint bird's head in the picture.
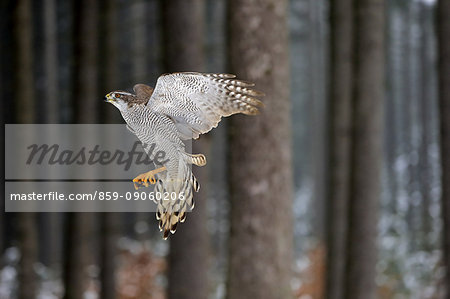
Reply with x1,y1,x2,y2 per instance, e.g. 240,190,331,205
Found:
104,91,138,111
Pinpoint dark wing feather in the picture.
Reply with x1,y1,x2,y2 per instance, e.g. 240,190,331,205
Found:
133,84,154,104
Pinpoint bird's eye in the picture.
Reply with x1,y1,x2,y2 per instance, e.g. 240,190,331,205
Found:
115,93,121,98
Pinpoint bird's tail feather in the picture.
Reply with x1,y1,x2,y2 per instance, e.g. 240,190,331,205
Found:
154,172,199,239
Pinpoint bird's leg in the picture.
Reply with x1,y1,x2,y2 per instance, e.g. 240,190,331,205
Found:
133,166,167,190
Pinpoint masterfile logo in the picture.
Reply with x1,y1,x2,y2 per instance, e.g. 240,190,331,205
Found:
25,141,168,171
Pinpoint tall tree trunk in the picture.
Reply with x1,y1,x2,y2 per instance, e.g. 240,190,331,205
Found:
64,1,99,298
161,1,210,299
345,0,385,299
404,2,420,244
2,0,16,257
309,0,328,242
98,1,121,298
0,0,12,254
325,0,353,298
13,0,38,298
226,1,293,298
418,3,433,251
41,0,63,270
437,1,450,297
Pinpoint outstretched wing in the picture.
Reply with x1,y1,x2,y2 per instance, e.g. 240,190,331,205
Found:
147,72,264,139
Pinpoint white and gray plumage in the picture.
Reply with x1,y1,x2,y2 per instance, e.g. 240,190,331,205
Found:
105,72,264,239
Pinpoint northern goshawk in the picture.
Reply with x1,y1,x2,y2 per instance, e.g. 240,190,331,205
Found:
105,72,263,239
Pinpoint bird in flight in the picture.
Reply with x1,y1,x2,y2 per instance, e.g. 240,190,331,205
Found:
105,72,263,239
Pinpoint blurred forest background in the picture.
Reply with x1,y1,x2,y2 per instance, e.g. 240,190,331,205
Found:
1,0,450,298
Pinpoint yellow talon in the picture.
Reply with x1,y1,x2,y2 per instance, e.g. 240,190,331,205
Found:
132,166,167,190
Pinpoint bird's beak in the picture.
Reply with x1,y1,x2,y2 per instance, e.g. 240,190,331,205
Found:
105,93,113,102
